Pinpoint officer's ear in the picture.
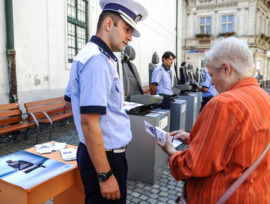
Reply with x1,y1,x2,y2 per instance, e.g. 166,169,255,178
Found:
104,17,114,32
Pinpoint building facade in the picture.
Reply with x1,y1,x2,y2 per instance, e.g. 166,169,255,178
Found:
183,0,270,85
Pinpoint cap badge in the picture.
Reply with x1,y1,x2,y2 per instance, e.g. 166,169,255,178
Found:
135,14,142,23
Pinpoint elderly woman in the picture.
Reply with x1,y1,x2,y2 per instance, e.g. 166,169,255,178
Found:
159,37,270,203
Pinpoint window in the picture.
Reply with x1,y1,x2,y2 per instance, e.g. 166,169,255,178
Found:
201,59,206,68
200,17,211,34
67,0,88,63
221,15,234,33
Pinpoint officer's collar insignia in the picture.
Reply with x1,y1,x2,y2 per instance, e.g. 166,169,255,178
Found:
90,36,117,62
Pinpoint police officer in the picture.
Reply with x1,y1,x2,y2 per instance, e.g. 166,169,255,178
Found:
150,51,175,96
64,0,148,203
197,69,218,112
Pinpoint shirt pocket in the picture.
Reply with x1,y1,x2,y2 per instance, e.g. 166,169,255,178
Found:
109,79,123,111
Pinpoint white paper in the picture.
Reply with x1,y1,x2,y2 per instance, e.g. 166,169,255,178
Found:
144,120,182,148
35,142,67,154
60,148,77,161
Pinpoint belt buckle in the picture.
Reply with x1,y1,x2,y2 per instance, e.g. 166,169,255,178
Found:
113,148,125,153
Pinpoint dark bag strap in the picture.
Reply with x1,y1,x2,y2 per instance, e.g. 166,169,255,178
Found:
217,143,270,204
127,61,144,94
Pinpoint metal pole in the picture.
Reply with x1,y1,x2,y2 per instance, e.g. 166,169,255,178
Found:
5,0,18,103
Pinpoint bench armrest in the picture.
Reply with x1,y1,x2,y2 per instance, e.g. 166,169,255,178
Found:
29,112,40,127
42,111,53,125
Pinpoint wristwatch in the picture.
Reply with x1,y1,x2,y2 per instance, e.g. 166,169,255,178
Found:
97,169,113,182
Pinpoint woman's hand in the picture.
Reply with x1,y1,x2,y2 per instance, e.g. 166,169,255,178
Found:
158,133,177,156
169,130,190,144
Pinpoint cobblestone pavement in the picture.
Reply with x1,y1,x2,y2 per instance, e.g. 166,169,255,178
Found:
0,120,184,204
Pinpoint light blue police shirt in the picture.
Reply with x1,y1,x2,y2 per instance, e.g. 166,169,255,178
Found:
201,72,218,98
65,36,132,149
151,64,173,95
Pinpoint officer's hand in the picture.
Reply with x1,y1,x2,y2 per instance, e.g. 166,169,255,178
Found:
158,133,176,156
99,174,121,200
170,130,189,144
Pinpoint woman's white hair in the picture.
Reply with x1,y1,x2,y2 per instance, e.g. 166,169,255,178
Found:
205,37,255,77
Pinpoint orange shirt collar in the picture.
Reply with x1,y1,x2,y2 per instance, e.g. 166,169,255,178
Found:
228,77,259,91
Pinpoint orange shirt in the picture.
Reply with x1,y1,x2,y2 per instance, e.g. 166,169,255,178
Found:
169,77,270,204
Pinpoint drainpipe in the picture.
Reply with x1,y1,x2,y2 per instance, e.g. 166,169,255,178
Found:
5,0,18,103
175,0,179,69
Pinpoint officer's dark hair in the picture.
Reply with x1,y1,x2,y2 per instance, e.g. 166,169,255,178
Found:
97,11,121,32
162,51,175,62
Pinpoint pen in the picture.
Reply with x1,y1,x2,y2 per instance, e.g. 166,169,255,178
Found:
172,136,174,143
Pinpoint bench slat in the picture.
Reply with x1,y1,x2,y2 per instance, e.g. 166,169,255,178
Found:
39,112,73,123
24,97,64,108
0,109,22,118
0,103,19,111
26,102,67,114
0,122,36,135
28,107,71,121
0,116,22,126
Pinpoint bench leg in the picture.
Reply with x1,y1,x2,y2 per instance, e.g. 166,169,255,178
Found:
24,128,30,140
49,123,53,141
35,125,40,144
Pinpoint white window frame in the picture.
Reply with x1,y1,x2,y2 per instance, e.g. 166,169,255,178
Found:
199,16,211,34
221,14,234,33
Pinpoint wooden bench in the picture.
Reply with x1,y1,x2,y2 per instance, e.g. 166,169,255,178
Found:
24,97,72,143
0,103,37,142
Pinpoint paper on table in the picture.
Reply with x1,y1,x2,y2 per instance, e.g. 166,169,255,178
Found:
144,120,182,148
35,142,67,154
60,148,77,161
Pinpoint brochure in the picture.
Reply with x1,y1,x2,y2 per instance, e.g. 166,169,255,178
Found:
35,142,67,154
0,150,74,189
60,148,77,161
144,120,182,148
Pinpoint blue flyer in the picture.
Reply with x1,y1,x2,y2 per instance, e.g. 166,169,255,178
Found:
0,150,74,189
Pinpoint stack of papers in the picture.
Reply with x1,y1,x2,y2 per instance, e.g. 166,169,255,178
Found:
123,101,143,111
35,142,67,154
144,120,182,148
60,148,77,161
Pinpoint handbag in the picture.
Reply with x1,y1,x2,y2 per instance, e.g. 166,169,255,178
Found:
177,143,270,204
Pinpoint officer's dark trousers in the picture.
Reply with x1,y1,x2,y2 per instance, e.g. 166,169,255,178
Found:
77,142,127,204
200,96,213,112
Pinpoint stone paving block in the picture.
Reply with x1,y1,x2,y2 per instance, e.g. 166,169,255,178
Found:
147,198,158,204
132,197,141,203
152,184,160,189
143,186,152,191
149,194,159,199
167,184,175,190
158,196,167,202
159,191,168,197
160,187,168,192
131,192,140,197
139,201,149,204
168,194,178,200
134,187,144,193
142,191,152,197
168,189,177,195
150,189,159,194
139,195,148,200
